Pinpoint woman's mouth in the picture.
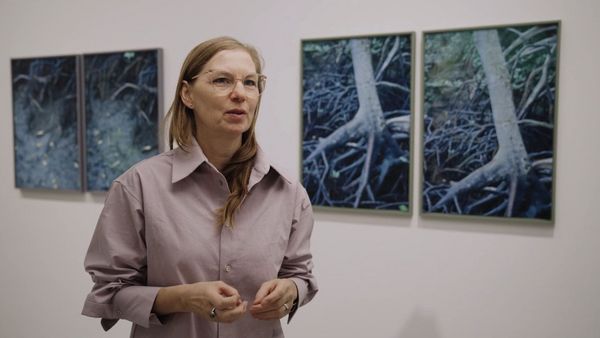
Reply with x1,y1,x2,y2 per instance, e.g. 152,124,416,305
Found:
225,109,246,116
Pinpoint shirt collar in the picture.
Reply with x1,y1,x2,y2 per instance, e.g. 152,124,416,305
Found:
250,146,292,187
171,138,209,183
171,138,292,185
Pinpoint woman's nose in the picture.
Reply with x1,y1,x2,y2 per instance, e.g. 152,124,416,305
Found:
229,80,247,100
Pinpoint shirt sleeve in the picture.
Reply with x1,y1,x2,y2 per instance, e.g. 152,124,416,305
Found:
81,178,163,330
278,184,319,322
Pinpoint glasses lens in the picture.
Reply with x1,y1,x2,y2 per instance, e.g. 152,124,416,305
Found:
208,72,234,92
206,71,264,97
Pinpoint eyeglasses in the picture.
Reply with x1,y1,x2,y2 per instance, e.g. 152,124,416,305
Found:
192,70,267,98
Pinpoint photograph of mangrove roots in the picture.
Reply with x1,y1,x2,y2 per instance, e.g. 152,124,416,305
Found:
302,34,413,212
422,22,559,221
12,55,82,190
83,49,161,191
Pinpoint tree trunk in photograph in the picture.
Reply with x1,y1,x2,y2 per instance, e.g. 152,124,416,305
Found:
431,29,531,216
304,38,388,207
349,38,388,207
350,39,387,137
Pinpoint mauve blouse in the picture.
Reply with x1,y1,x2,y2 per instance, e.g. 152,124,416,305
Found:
82,140,318,338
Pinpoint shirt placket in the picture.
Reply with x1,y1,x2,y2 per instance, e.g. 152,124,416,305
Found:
215,170,235,338
218,225,236,338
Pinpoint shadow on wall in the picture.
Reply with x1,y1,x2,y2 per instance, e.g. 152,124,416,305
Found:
397,308,441,338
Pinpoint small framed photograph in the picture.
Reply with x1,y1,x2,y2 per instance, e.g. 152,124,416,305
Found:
12,55,83,190
83,49,162,191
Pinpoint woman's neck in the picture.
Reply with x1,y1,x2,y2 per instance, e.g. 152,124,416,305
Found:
195,134,241,172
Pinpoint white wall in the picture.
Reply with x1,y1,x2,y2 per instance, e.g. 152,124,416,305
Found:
1,0,599,337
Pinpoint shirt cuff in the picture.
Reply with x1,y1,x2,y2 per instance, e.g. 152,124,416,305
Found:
113,285,163,328
83,286,166,330
286,277,307,323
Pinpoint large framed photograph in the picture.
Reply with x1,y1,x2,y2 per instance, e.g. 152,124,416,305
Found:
421,21,560,222
301,33,414,213
83,49,162,191
11,55,82,190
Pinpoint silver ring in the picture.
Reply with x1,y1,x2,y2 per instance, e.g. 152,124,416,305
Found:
209,307,217,320
282,303,290,312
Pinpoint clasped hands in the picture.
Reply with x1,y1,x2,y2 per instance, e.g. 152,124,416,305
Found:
176,279,297,323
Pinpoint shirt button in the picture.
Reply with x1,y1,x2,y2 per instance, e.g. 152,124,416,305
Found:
225,264,232,273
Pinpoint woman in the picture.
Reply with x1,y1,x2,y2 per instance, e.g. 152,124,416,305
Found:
82,37,318,337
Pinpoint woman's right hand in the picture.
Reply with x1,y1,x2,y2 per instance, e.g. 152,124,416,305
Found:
153,281,247,323
182,281,247,322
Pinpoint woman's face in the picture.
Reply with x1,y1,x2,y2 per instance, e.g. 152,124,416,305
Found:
182,49,259,142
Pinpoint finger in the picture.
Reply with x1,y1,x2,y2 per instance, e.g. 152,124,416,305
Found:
249,296,288,315
210,282,241,309
257,281,287,306
249,299,287,315
216,301,248,323
217,282,241,298
216,294,242,310
252,280,293,313
251,303,289,320
252,280,276,305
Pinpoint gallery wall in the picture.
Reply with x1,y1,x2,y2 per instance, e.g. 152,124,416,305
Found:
1,0,599,337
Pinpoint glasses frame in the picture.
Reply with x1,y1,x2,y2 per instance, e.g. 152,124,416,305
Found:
191,69,267,98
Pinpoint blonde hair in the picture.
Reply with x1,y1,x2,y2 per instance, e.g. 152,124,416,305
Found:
164,37,263,227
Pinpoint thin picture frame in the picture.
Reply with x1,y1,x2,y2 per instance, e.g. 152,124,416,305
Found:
300,32,415,215
82,48,163,191
11,54,84,191
420,21,561,224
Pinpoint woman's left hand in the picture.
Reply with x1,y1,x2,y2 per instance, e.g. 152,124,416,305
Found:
249,278,298,320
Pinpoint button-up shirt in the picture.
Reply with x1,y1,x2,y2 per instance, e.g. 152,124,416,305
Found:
82,140,318,338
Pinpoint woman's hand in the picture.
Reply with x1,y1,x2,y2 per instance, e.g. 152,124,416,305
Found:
154,281,247,323
250,279,298,320
183,281,247,323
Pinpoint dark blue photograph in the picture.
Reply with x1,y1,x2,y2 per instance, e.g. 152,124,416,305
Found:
302,34,413,213
83,49,161,191
422,22,560,221
12,55,82,190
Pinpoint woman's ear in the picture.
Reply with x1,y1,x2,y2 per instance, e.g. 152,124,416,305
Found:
180,81,194,109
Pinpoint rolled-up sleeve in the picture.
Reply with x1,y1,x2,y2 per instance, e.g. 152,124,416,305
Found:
82,179,162,330
278,185,318,321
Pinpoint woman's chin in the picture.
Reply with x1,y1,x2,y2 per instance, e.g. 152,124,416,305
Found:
220,125,251,138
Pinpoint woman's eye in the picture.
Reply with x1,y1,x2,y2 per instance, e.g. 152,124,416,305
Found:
213,77,232,85
244,79,257,87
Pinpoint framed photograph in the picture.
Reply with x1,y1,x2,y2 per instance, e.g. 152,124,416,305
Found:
83,49,162,191
421,21,560,222
301,33,414,213
11,55,82,190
